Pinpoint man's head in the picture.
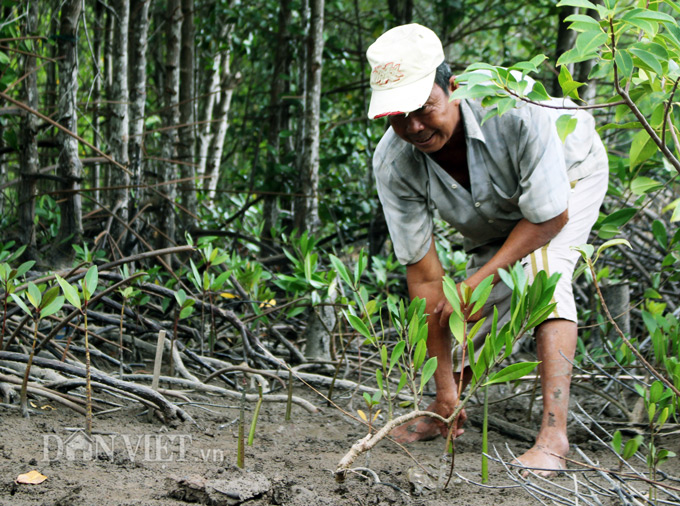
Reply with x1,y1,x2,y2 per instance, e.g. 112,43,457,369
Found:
367,24,460,153
366,24,445,120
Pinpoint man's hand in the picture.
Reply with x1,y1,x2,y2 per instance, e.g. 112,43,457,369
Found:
390,395,467,443
433,281,483,328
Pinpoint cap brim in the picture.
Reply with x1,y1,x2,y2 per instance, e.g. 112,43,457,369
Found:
367,69,436,120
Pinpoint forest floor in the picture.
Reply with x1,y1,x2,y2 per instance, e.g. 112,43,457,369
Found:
1,378,679,506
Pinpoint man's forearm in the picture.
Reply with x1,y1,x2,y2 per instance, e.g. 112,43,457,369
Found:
466,211,568,290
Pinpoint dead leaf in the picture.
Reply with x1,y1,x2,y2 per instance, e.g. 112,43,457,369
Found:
16,470,47,485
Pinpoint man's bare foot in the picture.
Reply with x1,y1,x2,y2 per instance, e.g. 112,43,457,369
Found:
512,439,569,478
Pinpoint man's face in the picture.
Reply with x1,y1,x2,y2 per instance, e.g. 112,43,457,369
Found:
388,79,461,154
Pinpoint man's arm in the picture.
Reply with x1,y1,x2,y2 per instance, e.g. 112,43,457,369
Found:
436,209,569,326
406,236,463,433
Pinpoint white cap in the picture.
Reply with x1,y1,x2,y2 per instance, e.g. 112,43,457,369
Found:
366,24,445,119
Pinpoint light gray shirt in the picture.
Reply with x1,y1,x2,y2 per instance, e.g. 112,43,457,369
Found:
374,97,607,265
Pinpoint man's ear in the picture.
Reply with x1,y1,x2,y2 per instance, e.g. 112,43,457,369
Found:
449,75,458,94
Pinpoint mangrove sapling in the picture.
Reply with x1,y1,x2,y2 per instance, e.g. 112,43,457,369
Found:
247,379,265,446
56,265,99,436
10,282,64,417
0,249,35,348
336,264,559,483
171,289,195,375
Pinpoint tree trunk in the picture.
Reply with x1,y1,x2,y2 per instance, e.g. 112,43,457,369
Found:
552,5,578,96
178,0,197,230
18,0,39,259
128,0,152,247
388,0,412,24
157,0,182,252
91,0,105,205
294,0,324,234
108,0,131,248
203,40,235,200
54,0,83,262
262,0,293,243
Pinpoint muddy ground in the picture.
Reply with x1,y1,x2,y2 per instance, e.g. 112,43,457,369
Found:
1,379,678,506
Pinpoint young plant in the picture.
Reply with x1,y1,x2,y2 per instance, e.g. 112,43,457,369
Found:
56,266,99,435
10,282,64,417
171,288,195,374
0,244,34,347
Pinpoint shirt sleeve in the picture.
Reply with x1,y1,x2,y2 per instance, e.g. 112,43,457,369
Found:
512,106,571,224
373,135,433,265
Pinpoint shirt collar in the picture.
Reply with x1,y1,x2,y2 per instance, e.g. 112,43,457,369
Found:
460,99,486,144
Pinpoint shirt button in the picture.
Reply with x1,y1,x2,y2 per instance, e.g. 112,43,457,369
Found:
474,202,481,207
451,183,458,189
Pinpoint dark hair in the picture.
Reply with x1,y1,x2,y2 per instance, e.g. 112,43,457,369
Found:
434,61,452,95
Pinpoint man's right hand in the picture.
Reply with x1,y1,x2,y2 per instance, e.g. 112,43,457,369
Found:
390,396,467,443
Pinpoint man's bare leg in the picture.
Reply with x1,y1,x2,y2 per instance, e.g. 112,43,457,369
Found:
514,318,576,477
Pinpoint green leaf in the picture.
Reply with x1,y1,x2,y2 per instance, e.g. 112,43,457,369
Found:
40,295,64,319
329,254,352,287
614,50,634,80
55,275,81,310
629,129,657,168
601,208,638,227
15,260,35,279
556,114,578,143
376,369,384,392
485,361,540,386
629,46,666,76
10,293,32,317
556,0,597,8
612,430,623,454
380,344,388,369
630,176,662,195
594,238,632,264
564,13,602,32
449,314,466,346
83,265,98,301
558,66,584,100
527,81,550,102
347,313,371,341
389,340,406,374
652,220,668,250
622,435,643,459
575,30,607,57
419,357,438,393
396,371,408,395
413,339,427,371
26,282,41,309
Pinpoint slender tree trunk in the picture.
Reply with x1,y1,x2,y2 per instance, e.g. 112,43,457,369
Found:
294,0,324,234
108,0,131,248
178,0,197,229
54,0,83,261
553,5,578,96
204,38,235,199
18,0,39,258
128,0,152,247
157,0,182,251
263,0,292,242
197,20,231,182
91,0,105,205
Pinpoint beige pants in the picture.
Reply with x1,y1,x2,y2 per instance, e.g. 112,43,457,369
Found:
453,162,609,368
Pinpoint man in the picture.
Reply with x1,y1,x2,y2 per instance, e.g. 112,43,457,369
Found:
367,24,608,476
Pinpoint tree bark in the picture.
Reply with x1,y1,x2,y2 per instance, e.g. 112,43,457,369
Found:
178,0,197,230
54,0,83,262
203,42,235,200
552,5,578,96
157,0,182,252
18,0,39,258
294,0,324,234
263,0,293,242
108,0,131,247
91,0,105,205
128,0,152,247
